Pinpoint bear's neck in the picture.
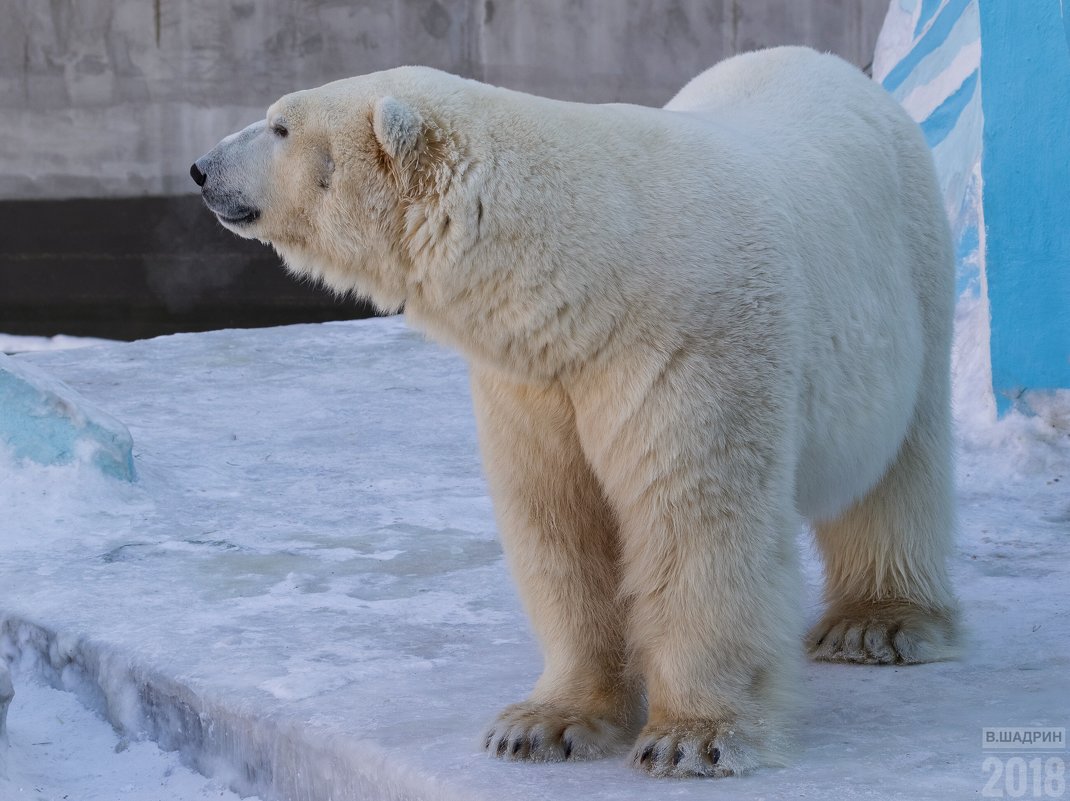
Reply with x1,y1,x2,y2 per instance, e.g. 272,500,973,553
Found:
401,86,690,383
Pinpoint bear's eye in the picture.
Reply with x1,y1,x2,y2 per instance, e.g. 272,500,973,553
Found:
271,122,289,139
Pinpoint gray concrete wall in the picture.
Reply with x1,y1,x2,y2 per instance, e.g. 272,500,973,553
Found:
2,0,888,199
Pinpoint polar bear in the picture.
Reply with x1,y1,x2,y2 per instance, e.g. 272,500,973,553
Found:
192,46,959,778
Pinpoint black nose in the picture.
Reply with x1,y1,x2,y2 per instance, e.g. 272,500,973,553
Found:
190,162,207,187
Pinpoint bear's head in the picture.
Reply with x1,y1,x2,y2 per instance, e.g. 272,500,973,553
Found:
193,70,623,379
192,71,475,313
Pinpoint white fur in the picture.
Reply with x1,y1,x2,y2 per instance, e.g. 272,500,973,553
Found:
199,46,959,777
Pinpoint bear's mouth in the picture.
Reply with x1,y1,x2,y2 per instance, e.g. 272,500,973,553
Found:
216,208,260,226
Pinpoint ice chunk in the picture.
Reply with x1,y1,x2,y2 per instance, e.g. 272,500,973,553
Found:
0,353,135,481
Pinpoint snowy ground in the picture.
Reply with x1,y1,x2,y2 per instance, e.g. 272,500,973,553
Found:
0,313,1067,801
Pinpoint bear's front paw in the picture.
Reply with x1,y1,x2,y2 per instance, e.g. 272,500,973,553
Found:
807,599,959,664
483,701,630,762
630,720,759,778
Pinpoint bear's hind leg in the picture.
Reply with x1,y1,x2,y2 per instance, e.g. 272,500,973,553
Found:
471,367,640,762
808,397,960,664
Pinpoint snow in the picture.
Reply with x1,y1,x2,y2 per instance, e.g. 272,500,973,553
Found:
0,314,1067,801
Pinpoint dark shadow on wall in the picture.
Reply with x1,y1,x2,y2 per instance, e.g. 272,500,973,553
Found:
0,196,378,341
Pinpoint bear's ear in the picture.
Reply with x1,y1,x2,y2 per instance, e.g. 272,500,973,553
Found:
372,96,423,166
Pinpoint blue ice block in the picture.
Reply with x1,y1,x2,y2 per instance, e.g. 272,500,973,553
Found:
0,353,135,481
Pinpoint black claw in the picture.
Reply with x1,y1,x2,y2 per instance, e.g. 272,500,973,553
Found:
707,746,721,765
483,732,493,750
563,738,573,760
672,746,684,767
511,739,522,755
530,734,541,752
496,738,508,757
640,744,655,764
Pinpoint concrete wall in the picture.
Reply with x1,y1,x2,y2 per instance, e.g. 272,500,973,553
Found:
1,0,887,199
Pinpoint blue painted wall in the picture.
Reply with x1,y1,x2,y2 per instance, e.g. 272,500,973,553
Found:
979,1,1070,412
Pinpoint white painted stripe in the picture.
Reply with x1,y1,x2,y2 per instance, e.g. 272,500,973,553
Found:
883,1,979,104
873,1,922,83
899,39,981,121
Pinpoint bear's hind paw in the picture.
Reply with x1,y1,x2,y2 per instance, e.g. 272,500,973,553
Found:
807,599,959,664
483,701,630,762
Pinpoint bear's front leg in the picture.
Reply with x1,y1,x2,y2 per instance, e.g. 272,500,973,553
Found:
470,366,641,762
623,468,801,778
571,348,803,777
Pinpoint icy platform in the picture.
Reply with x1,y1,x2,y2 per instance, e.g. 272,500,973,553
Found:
0,317,1067,801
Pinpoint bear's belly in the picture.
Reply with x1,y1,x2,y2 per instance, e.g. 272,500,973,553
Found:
792,304,924,523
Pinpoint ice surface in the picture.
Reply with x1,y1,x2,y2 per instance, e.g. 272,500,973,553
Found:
0,658,11,743
0,316,1067,801
0,352,135,481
